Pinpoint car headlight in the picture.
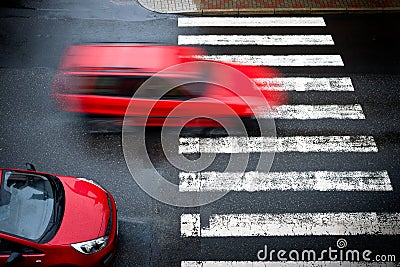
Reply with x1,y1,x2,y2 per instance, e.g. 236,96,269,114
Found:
71,236,109,254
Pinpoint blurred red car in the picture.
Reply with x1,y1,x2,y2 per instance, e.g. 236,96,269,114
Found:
0,164,117,266
52,44,284,131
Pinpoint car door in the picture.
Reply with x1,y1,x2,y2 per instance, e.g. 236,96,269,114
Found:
0,234,46,266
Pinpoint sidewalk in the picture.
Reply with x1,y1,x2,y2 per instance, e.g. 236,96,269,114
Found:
137,0,400,15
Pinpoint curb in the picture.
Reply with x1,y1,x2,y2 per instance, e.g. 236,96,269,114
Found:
135,0,400,15
179,7,400,15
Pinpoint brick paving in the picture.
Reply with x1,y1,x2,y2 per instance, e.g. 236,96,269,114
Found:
137,0,400,14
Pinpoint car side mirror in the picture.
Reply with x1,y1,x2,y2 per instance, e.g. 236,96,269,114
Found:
6,252,23,265
25,163,36,171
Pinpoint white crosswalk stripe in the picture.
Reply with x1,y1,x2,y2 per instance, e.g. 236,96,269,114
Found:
182,261,398,266
192,55,344,66
179,171,392,192
254,77,354,91
260,104,365,119
179,136,378,154
178,35,335,46
181,212,400,237
178,17,327,27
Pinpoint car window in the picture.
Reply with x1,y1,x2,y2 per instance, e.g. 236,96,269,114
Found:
94,76,148,97
65,75,97,95
162,82,206,100
0,172,55,241
68,76,148,97
135,78,207,100
69,75,207,100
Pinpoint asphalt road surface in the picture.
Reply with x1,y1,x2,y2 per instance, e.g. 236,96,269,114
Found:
0,1,399,266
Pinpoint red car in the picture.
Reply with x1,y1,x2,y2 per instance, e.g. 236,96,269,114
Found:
52,44,284,131
0,164,117,266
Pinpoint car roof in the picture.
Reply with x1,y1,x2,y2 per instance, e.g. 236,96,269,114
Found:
59,44,205,73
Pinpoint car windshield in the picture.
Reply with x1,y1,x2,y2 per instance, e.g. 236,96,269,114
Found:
0,171,55,241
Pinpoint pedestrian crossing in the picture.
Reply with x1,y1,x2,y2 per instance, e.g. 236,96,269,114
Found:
176,16,395,265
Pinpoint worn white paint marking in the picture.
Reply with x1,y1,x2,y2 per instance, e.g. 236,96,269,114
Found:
193,55,344,66
181,212,400,237
178,17,326,27
178,35,334,46
254,77,354,91
181,261,399,267
179,171,392,192
259,105,365,120
181,214,200,238
178,136,378,154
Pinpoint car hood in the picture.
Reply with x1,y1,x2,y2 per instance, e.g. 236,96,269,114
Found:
49,176,110,245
